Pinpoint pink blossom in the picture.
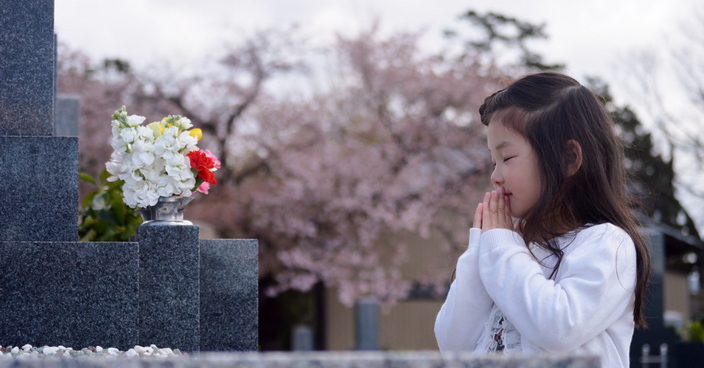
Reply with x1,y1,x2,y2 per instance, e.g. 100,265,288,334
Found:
197,181,210,194
202,149,221,169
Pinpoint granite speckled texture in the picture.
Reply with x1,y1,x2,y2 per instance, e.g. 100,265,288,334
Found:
0,352,601,368
138,225,200,352
200,239,258,351
0,136,78,241
0,241,139,349
54,94,80,137
0,0,54,136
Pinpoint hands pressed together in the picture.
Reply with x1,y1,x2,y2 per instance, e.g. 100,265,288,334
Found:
474,187,515,233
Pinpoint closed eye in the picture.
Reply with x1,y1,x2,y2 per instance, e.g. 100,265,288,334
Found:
503,156,515,162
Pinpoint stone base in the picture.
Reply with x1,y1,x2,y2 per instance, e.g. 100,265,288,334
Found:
200,239,258,351
0,233,259,352
138,226,200,352
0,241,139,349
0,136,78,241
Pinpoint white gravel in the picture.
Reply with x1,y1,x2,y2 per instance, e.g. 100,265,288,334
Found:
0,345,185,358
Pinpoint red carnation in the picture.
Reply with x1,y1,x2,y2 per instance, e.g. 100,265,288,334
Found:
187,150,218,186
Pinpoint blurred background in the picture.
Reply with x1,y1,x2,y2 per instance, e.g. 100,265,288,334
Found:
57,0,704,360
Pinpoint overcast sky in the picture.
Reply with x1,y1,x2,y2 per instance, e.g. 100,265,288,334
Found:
55,0,700,102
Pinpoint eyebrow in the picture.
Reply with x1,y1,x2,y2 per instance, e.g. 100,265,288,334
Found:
489,141,513,152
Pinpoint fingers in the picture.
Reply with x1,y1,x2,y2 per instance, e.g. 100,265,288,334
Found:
503,192,512,226
482,192,492,232
481,188,513,233
473,203,483,228
497,188,505,225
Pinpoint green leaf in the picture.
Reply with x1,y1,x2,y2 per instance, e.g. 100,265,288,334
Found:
99,169,111,185
82,192,97,210
111,198,127,226
100,228,118,241
96,210,117,224
79,229,97,242
79,172,97,186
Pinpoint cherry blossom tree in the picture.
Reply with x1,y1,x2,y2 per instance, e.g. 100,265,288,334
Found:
60,24,505,308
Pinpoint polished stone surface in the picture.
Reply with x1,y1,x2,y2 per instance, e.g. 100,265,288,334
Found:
200,239,258,351
138,225,200,352
0,241,139,349
0,0,54,136
0,136,78,241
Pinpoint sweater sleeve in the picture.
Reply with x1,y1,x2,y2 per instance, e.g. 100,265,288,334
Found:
477,225,637,354
435,228,493,352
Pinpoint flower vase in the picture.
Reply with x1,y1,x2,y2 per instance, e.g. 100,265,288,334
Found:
138,196,195,226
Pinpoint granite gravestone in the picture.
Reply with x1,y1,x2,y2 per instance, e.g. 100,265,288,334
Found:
0,0,258,352
0,0,78,242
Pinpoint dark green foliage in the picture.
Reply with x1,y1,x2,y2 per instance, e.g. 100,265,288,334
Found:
455,10,565,71
687,320,704,342
78,169,142,242
588,77,699,238
102,58,131,74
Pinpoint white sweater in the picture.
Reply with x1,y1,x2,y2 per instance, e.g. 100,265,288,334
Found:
435,223,637,368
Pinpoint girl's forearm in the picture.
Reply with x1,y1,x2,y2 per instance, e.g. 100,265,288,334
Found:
435,228,493,352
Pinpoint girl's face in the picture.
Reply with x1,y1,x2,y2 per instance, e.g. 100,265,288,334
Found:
486,120,542,219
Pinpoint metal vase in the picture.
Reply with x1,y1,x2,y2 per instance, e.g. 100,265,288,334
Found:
138,196,195,226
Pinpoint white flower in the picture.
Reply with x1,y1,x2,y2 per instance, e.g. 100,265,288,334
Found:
132,141,156,166
178,130,198,149
106,151,125,182
125,114,146,127
106,108,204,208
120,127,138,143
123,180,160,208
178,117,193,129
157,181,176,197
155,128,179,155
111,136,128,152
137,126,155,141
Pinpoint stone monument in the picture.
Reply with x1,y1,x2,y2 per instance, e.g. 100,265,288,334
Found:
0,0,258,352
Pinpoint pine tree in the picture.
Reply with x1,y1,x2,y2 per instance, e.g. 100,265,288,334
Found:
588,77,700,239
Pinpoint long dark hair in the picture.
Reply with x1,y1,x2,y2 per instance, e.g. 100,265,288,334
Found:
478,71,651,328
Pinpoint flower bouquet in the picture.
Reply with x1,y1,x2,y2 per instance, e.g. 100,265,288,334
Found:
105,106,220,222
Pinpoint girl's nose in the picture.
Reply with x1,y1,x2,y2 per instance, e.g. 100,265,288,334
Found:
491,168,503,187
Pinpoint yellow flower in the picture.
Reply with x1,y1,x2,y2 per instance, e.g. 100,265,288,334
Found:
148,121,163,138
189,128,203,141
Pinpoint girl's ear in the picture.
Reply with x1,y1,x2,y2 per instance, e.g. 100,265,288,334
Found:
565,140,583,177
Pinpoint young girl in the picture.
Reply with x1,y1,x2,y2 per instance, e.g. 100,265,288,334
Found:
434,71,651,368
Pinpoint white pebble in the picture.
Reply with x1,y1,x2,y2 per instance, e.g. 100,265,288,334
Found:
43,346,59,355
107,347,119,356
134,345,146,354
126,349,138,358
58,345,66,350
22,344,32,352
161,348,173,355
96,346,103,353
11,347,18,355
145,346,154,354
